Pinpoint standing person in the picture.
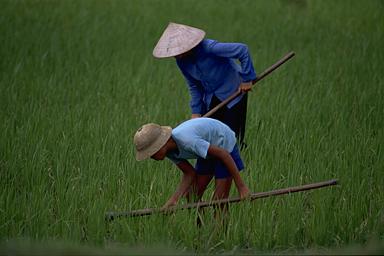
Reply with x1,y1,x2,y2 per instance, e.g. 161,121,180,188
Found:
133,117,250,213
152,22,257,149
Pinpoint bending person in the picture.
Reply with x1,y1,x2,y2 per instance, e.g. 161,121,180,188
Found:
133,117,250,216
153,22,257,149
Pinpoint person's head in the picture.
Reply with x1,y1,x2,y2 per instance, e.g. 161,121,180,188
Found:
153,22,205,59
133,123,172,161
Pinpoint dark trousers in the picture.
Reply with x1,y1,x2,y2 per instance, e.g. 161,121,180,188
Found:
208,94,248,148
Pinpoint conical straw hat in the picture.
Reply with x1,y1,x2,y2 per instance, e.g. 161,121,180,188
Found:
153,22,205,58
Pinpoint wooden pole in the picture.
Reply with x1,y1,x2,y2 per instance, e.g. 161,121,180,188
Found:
203,51,295,118
105,179,338,221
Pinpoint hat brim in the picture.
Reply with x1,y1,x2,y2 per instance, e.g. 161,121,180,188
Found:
153,35,204,58
135,126,172,161
152,22,206,58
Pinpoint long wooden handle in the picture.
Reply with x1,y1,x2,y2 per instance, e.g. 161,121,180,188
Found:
203,51,295,118
105,178,338,221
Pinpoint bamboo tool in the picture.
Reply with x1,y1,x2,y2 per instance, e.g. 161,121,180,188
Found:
105,179,338,221
203,51,295,118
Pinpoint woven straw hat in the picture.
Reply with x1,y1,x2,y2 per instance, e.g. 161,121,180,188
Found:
134,123,172,161
153,22,205,58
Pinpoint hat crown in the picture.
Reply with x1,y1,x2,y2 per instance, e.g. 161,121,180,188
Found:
134,123,162,151
153,22,206,58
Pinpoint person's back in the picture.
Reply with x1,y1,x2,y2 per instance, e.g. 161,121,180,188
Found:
176,39,244,97
168,117,237,162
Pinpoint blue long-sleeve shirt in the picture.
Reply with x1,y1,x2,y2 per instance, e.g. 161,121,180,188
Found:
176,39,257,114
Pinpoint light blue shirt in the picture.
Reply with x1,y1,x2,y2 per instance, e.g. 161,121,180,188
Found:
166,118,237,164
176,39,257,114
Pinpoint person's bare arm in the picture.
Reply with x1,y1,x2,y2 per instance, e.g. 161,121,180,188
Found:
207,145,250,199
191,114,202,119
162,161,196,208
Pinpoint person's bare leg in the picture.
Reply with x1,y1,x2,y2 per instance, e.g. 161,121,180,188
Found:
213,177,232,199
213,177,233,228
186,175,213,201
185,175,213,227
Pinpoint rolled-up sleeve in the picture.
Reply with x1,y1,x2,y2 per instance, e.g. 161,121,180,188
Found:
207,41,257,82
177,64,204,114
193,139,210,159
